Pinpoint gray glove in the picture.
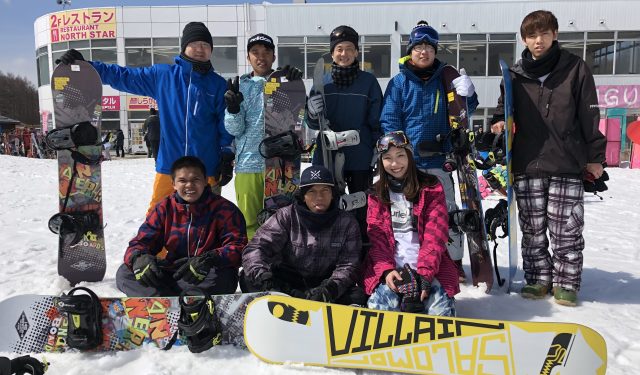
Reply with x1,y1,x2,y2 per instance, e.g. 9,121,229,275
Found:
306,94,324,119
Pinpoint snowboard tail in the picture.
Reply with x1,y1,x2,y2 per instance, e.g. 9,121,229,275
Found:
245,295,607,375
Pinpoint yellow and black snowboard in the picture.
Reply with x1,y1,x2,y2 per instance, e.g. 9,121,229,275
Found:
245,295,606,375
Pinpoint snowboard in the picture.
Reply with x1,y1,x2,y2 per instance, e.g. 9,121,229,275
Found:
0,292,270,354
627,119,640,144
245,295,607,375
441,65,494,291
312,56,334,175
261,70,306,220
499,59,519,292
50,61,106,285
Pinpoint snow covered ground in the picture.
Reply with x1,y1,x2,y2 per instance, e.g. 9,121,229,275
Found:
0,154,638,374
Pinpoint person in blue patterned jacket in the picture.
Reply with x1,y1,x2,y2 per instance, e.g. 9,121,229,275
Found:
224,33,302,239
380,20,479,282
115,156,247,297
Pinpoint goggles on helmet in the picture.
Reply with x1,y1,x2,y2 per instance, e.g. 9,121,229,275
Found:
376,131,412,153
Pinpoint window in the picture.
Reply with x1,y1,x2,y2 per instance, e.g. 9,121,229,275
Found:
278,37,306,78
438,34,458,68
125,38,152,67
586,32,615,75
361,35,391,78
559,32,585,59
459,34,487,76
211,37,237,77
36,46,49,87
488,34,516,75
306,37,330,79
152,38,179,65
616,31,640,74
101,111,120,131
91,38,117,64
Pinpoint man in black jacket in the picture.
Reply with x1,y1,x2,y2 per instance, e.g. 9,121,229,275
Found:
491,10,606,307
143,107,161,161
114,129,125,157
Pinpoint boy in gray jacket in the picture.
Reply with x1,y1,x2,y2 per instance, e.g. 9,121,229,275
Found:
241,165,366,305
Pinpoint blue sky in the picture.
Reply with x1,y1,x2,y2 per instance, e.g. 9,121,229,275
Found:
0,0,422,86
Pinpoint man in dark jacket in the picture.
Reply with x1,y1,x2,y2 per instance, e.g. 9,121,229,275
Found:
143,107,161,161
241,165,366,305
116,156,247,297
305,26,383,248
491,10,606,306
114,129,125,157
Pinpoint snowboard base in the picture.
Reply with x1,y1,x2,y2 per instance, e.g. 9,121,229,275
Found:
245,295,607,375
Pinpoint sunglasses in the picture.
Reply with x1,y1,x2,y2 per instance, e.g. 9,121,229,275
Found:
376,131,411,153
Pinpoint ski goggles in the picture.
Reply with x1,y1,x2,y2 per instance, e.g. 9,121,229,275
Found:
376,131,412,153
409,25,439,47
330,26,359,42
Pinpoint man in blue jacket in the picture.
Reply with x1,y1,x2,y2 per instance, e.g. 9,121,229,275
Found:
380,21,479,282
57,22,234,211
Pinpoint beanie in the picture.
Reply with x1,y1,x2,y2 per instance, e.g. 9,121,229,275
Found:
181,22,213,53
406,21,439,55
330,25,359,53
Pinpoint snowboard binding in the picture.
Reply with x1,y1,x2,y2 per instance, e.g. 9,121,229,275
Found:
258,194,294,226
48,211,100,246
484,199,509,287
56,286,103,350
45,121,99,151
259,130,304,160
448,209,481,234
176,288,222,353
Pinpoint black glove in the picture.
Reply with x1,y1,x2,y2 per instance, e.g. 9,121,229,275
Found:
305,279,339,303
173,253,217,285
218,151,235,187
55,48,85,65
279,65,303,81
132,253,163,288
394,264,430,313
255,271,275,291
583,169,609,193
9,355,47,375
224,76,244,114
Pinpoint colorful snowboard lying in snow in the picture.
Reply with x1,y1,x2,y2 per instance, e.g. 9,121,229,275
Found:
244,295,607,375
0,292,269,353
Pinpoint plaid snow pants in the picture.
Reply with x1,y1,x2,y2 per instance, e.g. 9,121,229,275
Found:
514,174,585,291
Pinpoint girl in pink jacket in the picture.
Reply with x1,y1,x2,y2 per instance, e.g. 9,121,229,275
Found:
363,131,459,316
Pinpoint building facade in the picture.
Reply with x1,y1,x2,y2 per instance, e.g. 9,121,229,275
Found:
34,0,640,162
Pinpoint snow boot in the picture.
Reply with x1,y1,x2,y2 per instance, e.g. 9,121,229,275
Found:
553,287,578,307
56,287,103,350
520,283,550,299
322,130,360,151
339,191,367,211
